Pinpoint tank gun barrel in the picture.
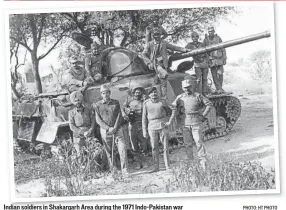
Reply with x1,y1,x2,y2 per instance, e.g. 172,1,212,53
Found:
172,31,271,61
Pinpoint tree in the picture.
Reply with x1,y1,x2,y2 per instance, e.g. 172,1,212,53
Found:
249,50,272,81
10,41,27,99
61,7,237,51
9,13,74,94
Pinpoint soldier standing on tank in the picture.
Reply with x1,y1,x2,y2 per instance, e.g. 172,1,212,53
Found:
203,26,227,94
143,28,191,98
186,31,210,95
93,84,129,177
142,87,176,173
172,78,213,169
145,15,168,43
84,42,104,84
66,56,94,94
122,85,149,170
68,91,96,157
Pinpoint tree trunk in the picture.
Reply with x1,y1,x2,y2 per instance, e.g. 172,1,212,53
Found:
11,85,21,99
31,52,43,94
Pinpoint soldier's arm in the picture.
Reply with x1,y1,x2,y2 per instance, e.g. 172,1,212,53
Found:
84,56,92,77
142,43,152,64
68,73,84,87
68,111,84,136
94,104,110,130
218,36,227,60
121,97,130,118
160,26,168,40
88,109,96,133
200,94,213,117
164,99,177,123
142,102,148,136
113,101,123,131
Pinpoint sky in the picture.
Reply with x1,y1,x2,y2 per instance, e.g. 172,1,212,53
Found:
16,4,274,77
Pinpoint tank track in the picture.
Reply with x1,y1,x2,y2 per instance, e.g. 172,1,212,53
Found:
203,95,241,141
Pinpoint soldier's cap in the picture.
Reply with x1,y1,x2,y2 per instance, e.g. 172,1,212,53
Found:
91,42,99,49
182,77,196,88
152,27,162,35
191,31,199,37
132,85,145,93
70,91,84,104
147,87,158,95
208,26,215,31
100,84,110,93
70,56,79,64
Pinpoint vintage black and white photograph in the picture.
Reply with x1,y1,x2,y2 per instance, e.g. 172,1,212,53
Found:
8,3,278,200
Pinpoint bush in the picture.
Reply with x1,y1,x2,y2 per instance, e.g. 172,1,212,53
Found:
167,157,275,193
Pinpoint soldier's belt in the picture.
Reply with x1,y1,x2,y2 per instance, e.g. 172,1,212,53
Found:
156,56,163,62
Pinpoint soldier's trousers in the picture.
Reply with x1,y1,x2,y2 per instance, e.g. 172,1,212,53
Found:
194,67,209,93
73,137,86,157
182,124,207,163
210,65,224,91
148,128,170,170
129,121,147,153
100,127,128,172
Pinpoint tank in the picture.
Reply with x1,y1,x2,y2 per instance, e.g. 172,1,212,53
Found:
12,31,271,153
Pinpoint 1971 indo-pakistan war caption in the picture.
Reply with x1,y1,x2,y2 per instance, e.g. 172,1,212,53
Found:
8,3,279,200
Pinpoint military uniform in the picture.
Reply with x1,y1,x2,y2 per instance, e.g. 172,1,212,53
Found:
145,25,168,43
185,41,209,94
143,36,189,98
122,95,148,153
94,98,128,172
68,91,95,156
172,82,212,164
203,34,227,92
84,53,103,83
142,94,176,171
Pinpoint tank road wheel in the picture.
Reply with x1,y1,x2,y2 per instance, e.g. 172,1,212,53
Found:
225,97,241,121
215,116,227,133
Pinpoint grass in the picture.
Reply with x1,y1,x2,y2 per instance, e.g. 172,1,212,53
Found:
166,155,275,193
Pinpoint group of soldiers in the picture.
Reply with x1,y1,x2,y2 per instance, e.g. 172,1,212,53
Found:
67,16,227,97
68,80,213,177
66,17,226,177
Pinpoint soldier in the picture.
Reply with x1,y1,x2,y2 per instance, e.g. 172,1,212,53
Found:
142,87,176,173
172,78,213,169
84,42,104,84
68,91,96,157
94,84,129,176
66,56,94,94
186,31,210,95
122,85,149,169
143,27,191,98
203,26,227,94
145,15,168,43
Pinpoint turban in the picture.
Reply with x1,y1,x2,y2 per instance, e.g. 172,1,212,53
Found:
152,27,162,35
132,85,144,93
70,91,84,104
147,87,157,95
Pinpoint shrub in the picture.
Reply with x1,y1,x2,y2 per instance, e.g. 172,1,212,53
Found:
167,157,275,193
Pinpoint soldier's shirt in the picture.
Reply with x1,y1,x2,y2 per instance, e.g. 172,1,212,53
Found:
85,54,102,76
203,34,227,66
185,42,209,68
142,98,176,131
172,93,212,126
122,96,145,122
68,106,94,138
94,99,123,130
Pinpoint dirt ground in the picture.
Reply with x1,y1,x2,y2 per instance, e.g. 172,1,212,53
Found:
15,94,276,198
